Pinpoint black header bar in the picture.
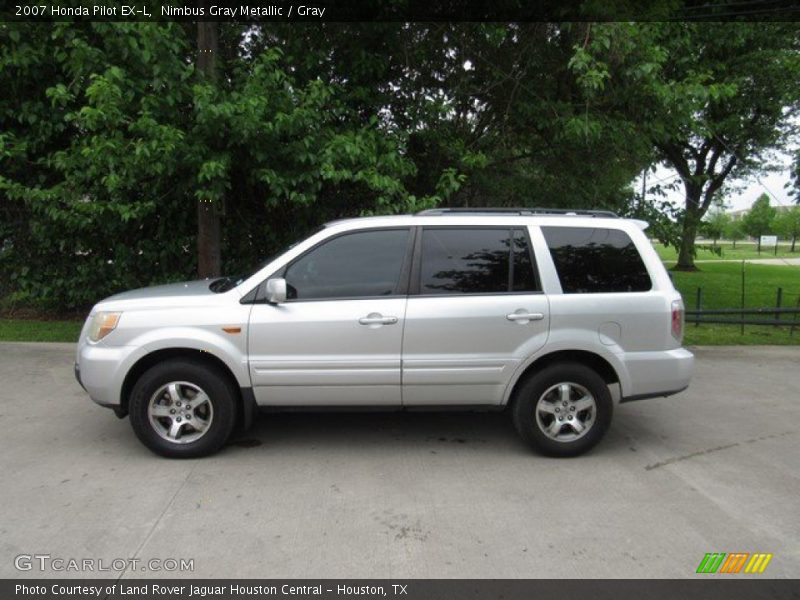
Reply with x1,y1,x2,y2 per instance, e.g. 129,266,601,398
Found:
4,0,800,22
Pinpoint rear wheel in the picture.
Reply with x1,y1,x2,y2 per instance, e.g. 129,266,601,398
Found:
511,362,612,457
129,359,236,458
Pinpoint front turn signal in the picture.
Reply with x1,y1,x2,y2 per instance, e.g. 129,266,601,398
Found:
88,312,121,342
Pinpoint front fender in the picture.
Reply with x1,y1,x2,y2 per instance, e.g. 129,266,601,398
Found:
119,326,250,388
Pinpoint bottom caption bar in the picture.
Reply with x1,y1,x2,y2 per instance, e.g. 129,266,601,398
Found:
4,579,800,600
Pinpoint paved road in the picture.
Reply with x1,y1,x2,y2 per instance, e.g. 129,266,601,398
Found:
0,343,798,579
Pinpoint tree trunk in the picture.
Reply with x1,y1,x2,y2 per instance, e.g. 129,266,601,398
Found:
792,234,796,253
675,190,702,271
676,220,699,270
196,6,221,279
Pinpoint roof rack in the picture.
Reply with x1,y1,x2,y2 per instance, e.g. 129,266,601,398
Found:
416,207,619,218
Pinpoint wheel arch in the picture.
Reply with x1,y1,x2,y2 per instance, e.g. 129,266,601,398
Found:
119,348,253,429
505,349,622,407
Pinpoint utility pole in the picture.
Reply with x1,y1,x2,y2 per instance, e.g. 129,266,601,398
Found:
196,1,221,278
640,167,647,211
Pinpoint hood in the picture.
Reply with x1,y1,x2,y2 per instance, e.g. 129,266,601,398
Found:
102,279,216,303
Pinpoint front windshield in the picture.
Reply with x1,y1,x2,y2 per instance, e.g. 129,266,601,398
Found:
209,228,324,293
246,227,326,279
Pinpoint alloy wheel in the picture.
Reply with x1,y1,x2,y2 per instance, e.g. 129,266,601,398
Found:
147,381,214,444
534,382,596,442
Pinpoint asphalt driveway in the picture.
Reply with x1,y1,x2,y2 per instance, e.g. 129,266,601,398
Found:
0,342,797,578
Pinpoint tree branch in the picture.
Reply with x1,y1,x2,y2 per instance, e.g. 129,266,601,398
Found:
702,154,738,210
693,138,713,177
657,142,691,182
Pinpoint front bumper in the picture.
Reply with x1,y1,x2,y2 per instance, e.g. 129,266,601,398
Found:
75,342,139,411
74,362,85,391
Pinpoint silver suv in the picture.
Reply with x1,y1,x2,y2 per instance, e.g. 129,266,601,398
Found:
75,208,694,458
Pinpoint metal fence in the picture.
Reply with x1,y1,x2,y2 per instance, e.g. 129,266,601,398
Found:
686,285,800,335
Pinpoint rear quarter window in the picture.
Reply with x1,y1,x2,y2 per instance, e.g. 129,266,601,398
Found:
541,226,651,293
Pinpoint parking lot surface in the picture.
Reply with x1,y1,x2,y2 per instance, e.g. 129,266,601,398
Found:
0,342,798,579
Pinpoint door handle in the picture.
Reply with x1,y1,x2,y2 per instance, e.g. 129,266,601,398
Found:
358,314,398,326
506,311,545,323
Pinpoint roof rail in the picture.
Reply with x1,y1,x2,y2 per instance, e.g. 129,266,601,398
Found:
416,207,619,218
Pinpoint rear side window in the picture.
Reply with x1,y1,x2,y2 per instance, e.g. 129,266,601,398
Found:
419,228,538,294
541,226,651,293
284,229,410,300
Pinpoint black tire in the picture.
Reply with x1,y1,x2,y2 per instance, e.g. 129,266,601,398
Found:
511,362,612,457
128,359,237,458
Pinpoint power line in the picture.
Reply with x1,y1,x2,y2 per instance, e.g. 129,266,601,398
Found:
682,0,789,11
678,6,800,20
649,171,681,185
710,132,791,207
674,0,800,20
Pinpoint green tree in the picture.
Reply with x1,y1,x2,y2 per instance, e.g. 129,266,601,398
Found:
788,151,800,205
262,23,653,213
0,22,432,308
701,208,731,248
0,21,667,309
742,194,777,252
14,19,797,308
774,206,800,252
655,24,799,269
576,22,800,269
724,218,746,249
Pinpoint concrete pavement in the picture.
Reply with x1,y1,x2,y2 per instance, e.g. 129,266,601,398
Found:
0,343,798,579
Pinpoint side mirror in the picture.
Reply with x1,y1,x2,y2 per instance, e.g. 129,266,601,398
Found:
265,277,287,304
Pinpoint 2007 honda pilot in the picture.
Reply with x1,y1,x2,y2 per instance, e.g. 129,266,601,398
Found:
75,208,694,458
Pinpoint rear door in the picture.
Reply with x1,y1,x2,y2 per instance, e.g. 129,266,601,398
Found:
540,225,664,351
401,226,550,406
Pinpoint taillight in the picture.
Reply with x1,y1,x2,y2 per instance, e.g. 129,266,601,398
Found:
671,299,684,341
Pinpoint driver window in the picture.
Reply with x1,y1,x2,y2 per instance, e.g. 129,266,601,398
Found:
284,229,410,300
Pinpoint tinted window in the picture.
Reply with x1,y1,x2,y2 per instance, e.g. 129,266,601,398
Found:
420,228,538,294
542,227,651,293
284,229,409,299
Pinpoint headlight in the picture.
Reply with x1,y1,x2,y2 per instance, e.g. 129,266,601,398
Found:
88,312,121,342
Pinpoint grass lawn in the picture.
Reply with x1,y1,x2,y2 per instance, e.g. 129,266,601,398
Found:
654,241,798,262
683,324,799,345
668,261,800,345
0,319,83,342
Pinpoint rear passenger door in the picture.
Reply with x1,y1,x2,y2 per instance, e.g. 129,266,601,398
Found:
402,227,550,406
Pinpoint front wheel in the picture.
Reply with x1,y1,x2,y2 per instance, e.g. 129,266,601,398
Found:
128,359,236,458
511,362,612,457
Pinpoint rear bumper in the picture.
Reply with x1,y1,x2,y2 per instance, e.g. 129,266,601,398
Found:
620,347,694,402
621,385,688,403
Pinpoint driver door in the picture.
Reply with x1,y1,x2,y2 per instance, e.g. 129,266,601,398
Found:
247,228,412,406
